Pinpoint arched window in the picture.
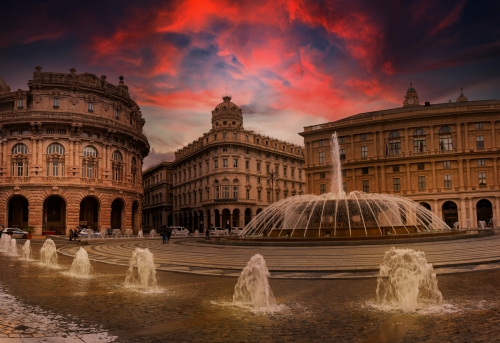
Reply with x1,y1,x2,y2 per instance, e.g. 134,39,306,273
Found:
131,157,137,184
11,143,29,176
439,126,452,151
388,131,401,155
82,146,98,178
112,150,123,181
413,128,426,153
46,143,65,177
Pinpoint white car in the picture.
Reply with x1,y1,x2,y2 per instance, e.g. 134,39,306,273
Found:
2,228,28,239
78,229,100,238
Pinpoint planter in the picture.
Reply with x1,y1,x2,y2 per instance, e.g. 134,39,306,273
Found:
27,234,32,239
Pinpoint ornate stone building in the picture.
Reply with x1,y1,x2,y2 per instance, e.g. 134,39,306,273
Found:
142,161,173,231
0,67,149,235
172,95,305,231
300,85,500,228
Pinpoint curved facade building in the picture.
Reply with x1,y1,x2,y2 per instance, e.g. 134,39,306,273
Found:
301,86,500,228
0,67,149,235
172,95,306,231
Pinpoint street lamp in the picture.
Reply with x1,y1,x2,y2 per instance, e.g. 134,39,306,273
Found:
267,170,276,203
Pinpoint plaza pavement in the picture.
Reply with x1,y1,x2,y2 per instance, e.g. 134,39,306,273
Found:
57,231,500,279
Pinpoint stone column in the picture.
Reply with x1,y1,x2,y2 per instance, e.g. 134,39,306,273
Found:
429,126,434,153
468,198,473,225
3,139,8,177
433,199,439,218
375,166,379,193
375,131,380,159
381,164,386,192
466,159,471,190
404,128,409,156
496,197,500,225
380,131,385,157
457,123,462,151
68,138,74,166
464,123,469,150
38,138,43,165
458,160,465,190
491,121,496,149
460,198,467,229
406,163,411,192
74,139,80,176
431,161,436,191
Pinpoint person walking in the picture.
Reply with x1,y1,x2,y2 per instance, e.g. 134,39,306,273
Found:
166,227,172,243
161,225,167,244
69,228,73,241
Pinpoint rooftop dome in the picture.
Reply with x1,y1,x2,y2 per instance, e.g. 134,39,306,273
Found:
211,94,243,130
456,88,468,102
0,77,11,94
407,83,416,93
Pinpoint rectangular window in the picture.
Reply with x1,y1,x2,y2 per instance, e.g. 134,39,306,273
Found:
338,136,345,144
318,140,324,147
17,99,23,109
389,141,401,155
245,160,250,169
47,128,55,134
266,164,270,173
283,167,287,176
341,170,346,177
299,170,302,179
233,159,238,168
257,162,261,172
222,147,228,152
319,172,326,179
417,163,425,170
233,133,237,139
476,122,483,130
59,129,67,135
361,146,368,158
443,161,451,169
291,168,295,178
339,148,346,161
418,176,426,190
246,189,250,199
478,159,485,167
257,177,261,183
319,151,325,163
362,167,368,175
258,190,261,200
360,133,367,141
392,165,400,172
233,186,238,199
52,161,59,176
342,182,347,193
393,178,400,191
246,175,250,182
444,174,452,189
320,184,326,194
245,135,249,142
476,135,484,149
413,138,426,153
88,102,94,113
214,159,218,169
222,186,230,199
275,166,279,175
53,98,59,109
479,172,487,187
115,108,119,119
214,186,220,199
223,132,227,139
362,180,369,193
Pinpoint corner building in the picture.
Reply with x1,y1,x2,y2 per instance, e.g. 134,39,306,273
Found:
142,161,173,231
300,85,500,228
172,95,305,231
0,67,149,235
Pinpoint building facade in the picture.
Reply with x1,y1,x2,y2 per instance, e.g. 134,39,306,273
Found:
0,67,149,235
142,161,173,231
171,95,305,231
301,86,500,228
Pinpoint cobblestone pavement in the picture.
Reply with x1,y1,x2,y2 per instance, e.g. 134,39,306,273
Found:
58,233,500,278
1,243,500,342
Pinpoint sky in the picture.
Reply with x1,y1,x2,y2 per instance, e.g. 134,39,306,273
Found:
1,0,499,168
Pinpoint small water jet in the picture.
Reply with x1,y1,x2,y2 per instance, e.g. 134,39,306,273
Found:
8,238,18,256
86,229,94,239
466,218,472,229
137,230,143,238
21,240,31,260
478,221,486,229
100,229,108,238
112,229,121,238
69,247,92,278
453,222,460,230
233,254,279,312
149,229,157,238
40,239,58,267
124,229,133,238
125,248,158,291
0,234,12,252
376,247,443,312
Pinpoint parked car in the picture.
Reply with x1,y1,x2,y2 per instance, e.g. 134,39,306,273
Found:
2,228,28,239
78,229,101,238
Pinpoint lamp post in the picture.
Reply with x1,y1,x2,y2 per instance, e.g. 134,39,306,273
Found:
267,170,276,203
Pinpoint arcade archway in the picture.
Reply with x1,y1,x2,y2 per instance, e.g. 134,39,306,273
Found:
8,196,29,228
111,199,125,230
442,201,458,228
132,201,139,233
476,199,493,224
43,196,66,235
79,197,99,230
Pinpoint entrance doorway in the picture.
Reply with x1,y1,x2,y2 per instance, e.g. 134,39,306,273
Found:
43,196,66,234
8,196,28,228
476,199,493,224
442,201,458,228
79,197,99,230
111,199,124,230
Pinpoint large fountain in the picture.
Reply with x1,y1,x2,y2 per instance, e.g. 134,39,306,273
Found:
125,248,158,291
241,133,450,238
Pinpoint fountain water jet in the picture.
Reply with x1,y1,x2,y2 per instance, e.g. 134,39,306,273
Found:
376,247,443,312
453,222,460,230
69,247,92,278
100,229,108,238
40,239,58,267
137,230,143,238
478,221,486,229
233,254,279,312
149,229,157,238
8,238,18,256
112,229,121,238
21,240,31,260
0,234,12,252
241,133,450,238
125,248,158,291
124,229,133,238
